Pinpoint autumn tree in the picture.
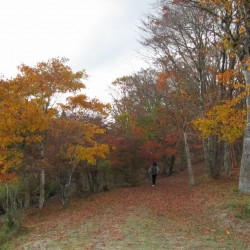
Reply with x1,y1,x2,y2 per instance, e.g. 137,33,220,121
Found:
189,0,250,191
140,0,246,178
15,58,87,208
156,69,199,185
53,94,109,202
46,117,109,206
141,3,217,180
110,69,167,184
0,58,110,209
0,77,52,211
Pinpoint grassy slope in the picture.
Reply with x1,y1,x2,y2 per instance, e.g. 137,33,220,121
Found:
2,163,250,249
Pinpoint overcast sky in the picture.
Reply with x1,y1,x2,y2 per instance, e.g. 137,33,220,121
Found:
0,0,156,102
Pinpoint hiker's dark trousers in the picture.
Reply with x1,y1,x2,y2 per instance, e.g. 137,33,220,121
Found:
152,174,157,185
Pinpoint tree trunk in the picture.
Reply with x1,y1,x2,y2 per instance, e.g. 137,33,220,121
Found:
207,136,223,178
183,131,195,185
38,142,45,209
0,203,5,215
224,142,231,176
75,170,85,196
86,169,93,191
161,156,168,175
203,138,209,168
102,168,109,191
179,143,186,171
162,155,175,175
169,156,175,176
6,184,20,229
38,167,45,209
239,66,250,193
91,169,99,192
58,183,69,208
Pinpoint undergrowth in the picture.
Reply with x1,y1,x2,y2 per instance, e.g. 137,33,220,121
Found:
227,197,250,220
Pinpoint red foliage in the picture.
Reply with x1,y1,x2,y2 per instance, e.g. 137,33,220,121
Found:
0,173,17,182
139,141,164,162
165,134,177,145
165,148,177,156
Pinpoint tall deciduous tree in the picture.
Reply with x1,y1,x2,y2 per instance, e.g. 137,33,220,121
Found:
140,0,246,178
156,70,197,185
192,0,250,192
0,58,92,208
110,70,160,184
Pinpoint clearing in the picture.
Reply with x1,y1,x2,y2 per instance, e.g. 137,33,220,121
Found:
2,163,250,249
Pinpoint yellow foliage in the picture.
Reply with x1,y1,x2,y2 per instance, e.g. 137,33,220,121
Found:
50,117,109,167
239,26,246,34
60,143,109,166
0,58,109,175
193,101,246,143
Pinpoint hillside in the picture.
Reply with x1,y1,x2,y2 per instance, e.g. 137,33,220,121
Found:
2,163,250,250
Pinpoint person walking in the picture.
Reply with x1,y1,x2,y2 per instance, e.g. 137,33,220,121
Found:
148,162,159,186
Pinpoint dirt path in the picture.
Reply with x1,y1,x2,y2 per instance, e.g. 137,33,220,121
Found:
2,164,250,249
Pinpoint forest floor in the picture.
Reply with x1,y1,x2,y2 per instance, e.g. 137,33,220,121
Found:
1,163,250,250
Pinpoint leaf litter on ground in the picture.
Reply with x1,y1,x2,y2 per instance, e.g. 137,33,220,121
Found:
2,163,250,249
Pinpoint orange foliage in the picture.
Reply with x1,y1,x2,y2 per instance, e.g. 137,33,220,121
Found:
217,69,236,85
0,172,18,182
0,58,108,179
156,71,175,91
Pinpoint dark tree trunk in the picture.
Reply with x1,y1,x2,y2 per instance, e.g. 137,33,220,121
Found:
0,202,6,215
207,136,224,178
224,142,232,176
91,169,99,192
168,156,175,176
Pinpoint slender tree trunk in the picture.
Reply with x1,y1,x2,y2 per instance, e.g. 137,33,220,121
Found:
203,138,209,168
183,131,195,185
0,203,5,215
161,156,168,175
239,66,250,193
59,162,76,207
86,169,93,191
167,156,175,176
38,143,45,209
58,183,69,208
38,167,45,209
224,142,231,176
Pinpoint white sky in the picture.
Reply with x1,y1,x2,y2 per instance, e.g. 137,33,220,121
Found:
0,0,155,102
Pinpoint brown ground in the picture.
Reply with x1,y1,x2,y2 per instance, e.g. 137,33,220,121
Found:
2,163,250,249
